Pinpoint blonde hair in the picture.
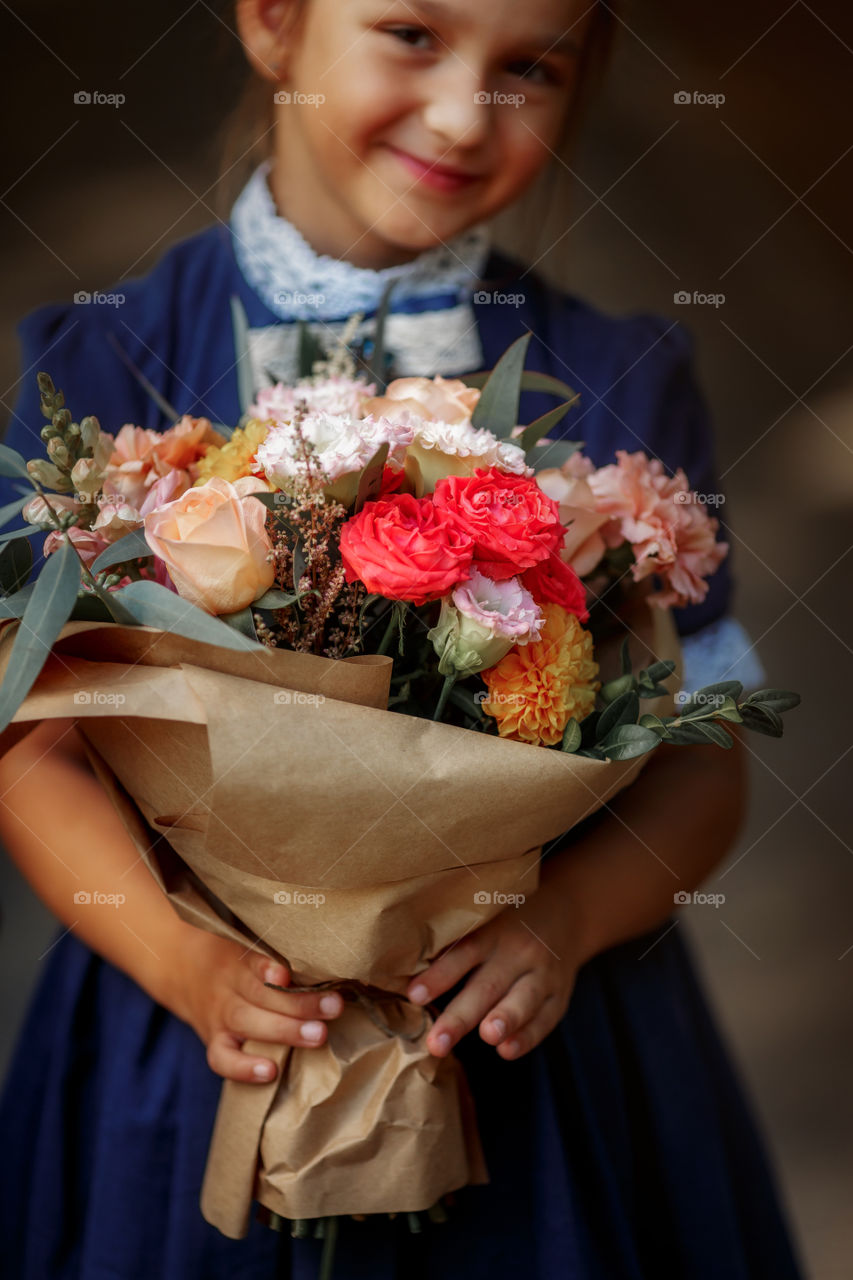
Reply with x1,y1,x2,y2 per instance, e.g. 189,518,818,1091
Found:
212,0,621,261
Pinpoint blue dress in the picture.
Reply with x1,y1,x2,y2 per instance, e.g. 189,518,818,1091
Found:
0,188,803,1278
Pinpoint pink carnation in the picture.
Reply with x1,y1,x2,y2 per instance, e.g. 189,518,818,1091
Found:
587,450,728,606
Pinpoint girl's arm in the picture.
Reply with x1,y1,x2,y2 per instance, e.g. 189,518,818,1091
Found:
407,731,748,1059
0,721,344,1081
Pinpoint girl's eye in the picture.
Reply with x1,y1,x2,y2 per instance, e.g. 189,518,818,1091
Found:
383,25,434,51
505,60,559,87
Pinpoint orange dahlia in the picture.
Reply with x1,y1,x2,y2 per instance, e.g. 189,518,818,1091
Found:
481,603,600,746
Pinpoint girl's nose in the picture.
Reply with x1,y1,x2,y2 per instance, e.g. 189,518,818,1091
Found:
421,67,491,152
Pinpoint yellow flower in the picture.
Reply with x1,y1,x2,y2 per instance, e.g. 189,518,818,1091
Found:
194,418,269,485
481,603,600,746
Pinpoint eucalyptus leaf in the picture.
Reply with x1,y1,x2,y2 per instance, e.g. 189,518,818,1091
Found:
0,495,28,530
230,294,255,417
0,526,36,544
596,690,640,741
561,717,582,753
365,278,398,392
90,528,152,575
220,606,258,640
0,442,32,482
525,439,585,472
110,580,260,651
252,587,301,609
470,331,531,436
460,369,578,402
598,723,661,760
0,537,32,594
518,396,579,451
0,583,34,619
0,538,82,733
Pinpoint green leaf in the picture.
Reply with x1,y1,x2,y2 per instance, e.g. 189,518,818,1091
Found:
596,689,640,741
461,369,578,402
600,673,636,704
0,443,32,482
677,680,743,716
739,703,785,738
365,278,398,392
353,441,389,514
0,494,28,529
518,395,579,452
640,659,677,684
0,538,82,733
447,685,486,722
579,710,601,748
110,580,260,650
639,712,670,735
666,720,734,747
526,439,585,472
0,537,32,594
619,636,632,676
220,606,258,640
742,688,800,714
0,526,36,544
230,294,256,417
252,587,301,609
561,717,582,753
0,583,34,619
470,331,531,437
598,723,661,760
70,592,114,622
90,528,152,575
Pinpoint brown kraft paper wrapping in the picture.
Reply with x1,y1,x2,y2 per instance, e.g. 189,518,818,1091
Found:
0,598,681,1236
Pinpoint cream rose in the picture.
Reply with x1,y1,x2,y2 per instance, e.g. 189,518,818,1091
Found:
363,375,480,425
143,475,274,615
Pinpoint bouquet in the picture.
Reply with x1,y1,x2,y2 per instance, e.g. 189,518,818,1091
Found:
0,322,799,1253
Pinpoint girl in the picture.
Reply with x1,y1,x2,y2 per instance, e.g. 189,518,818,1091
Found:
0,0,804,1276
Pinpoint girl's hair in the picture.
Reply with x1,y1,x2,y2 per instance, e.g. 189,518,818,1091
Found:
213,1,621,262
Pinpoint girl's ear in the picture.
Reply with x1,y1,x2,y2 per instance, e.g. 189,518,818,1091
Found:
235,0,304,82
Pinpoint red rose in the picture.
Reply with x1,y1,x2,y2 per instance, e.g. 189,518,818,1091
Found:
521,554,589,622
340,493,474,605
433,467,563,581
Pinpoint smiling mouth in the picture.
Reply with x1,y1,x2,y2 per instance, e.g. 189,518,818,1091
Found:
386,145,485,193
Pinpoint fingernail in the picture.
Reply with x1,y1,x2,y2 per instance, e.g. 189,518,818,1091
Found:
490,1018,506,1038
433,1031,451,1054
301,1021,324,1042
265,965,283,985
320,994,342,1016
409,983,429,1004
252,1061,274,1080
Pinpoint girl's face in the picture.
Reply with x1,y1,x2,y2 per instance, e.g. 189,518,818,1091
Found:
261,0,594,267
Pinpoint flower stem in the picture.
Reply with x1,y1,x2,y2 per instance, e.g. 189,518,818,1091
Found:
317,1214,339,1280
433,673,457,722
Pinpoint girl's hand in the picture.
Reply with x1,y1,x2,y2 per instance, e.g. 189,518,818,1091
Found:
406,869,584,1062
175,928,345,1084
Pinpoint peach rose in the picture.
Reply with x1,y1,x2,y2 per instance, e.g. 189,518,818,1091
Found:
143,475,274,615
535,453,619,577
363,375,480,425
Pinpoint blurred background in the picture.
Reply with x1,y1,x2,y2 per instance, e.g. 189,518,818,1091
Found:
0,1,850,1275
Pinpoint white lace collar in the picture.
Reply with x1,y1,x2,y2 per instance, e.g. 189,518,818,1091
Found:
230,160,492,323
